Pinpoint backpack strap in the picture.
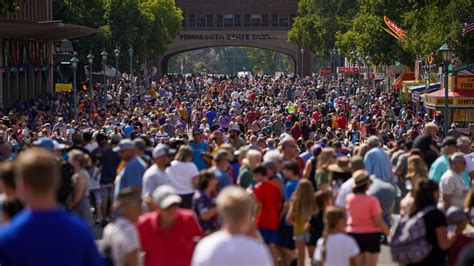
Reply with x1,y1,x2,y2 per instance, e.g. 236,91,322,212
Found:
417,206,437,218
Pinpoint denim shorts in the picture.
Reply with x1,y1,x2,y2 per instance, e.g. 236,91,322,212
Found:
259,228,278,244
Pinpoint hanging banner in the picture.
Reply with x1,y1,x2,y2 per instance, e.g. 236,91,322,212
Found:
384,16,405,39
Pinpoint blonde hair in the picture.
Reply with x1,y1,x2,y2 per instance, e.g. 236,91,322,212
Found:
290,179,316,225
68,150,89,168
406,155,428,192
424,122,438,132
317,148,336,170
175,145,194,162
321,207,346,262
217,186,254,226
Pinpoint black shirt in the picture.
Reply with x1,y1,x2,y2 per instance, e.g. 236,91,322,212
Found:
308,210,324,246
413,134,438,168
408,208,447,266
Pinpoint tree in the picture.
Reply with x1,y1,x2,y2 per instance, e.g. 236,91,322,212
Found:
401,0,474,63
288,0,359,57
0,0,18,17
244,48,293,75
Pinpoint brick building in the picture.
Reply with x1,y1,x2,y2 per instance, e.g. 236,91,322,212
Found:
159,0,312,76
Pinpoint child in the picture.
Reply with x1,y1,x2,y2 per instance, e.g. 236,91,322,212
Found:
306,190,333,263
314,207,360,266
287,179,316,266
88,155,103,224
276,160,301,266
252,165,282,266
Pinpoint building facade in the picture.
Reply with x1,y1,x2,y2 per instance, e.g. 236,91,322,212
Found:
159,0,312,76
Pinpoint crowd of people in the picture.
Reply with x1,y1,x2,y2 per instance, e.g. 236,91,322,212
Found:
0,73,473,266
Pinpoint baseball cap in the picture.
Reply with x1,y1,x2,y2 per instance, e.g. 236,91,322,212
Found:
152,144,174,159
113,139,136,152
192,128,203,135
133,138,146,151
229,123,241,132
33,137,54,149
113,187,142,211
152,185,182,209
446,206,469,224
53,140,68,151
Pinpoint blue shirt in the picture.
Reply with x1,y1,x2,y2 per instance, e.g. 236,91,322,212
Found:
364,147,394,182
284,179,299,201
0,209,103,266
429,155,470,187
211,167,232,192
190,141,209,170
115,156,146,197
206,110,217,125
122,124,134,138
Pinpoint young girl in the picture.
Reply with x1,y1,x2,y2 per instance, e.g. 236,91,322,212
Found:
306,190,333,263
287,179,316,266
314,207,360,266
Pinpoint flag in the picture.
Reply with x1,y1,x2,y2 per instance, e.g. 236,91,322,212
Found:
461,18,474,37
384,16,405,39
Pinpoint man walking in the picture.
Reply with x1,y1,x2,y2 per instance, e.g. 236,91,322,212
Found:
0,148,103,266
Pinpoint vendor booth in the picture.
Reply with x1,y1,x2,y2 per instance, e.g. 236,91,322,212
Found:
423,64,474,128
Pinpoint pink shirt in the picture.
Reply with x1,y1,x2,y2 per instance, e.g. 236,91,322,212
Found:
345,193,382,233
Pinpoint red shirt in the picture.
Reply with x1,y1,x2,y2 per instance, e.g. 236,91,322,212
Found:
448,234,474,266
290,126,302,140
136,209,204,266
312,111,320,122
336,115,348,129
254,181,282,230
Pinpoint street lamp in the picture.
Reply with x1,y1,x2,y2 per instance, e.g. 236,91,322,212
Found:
337,48,341,80
128,47,134,82
101,50,108,110
114,48,120,88
356,51,362,86
87,52,94,98
365,53,373,107
331,48,336,80
439,42,453,136
300,47,304,77
70,53,79,120
350,50,355,83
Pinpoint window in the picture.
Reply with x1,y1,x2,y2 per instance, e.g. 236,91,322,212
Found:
272,14,278,27
244,14,250,27
217,14,223,27
262,14,268,27
224,14,234,27
289,14,296,26
207,14,213,27
251,14,262,27
234,14,241,27
182,13,186,27
189,14,196,27
279,14,289,27
196,14,206,27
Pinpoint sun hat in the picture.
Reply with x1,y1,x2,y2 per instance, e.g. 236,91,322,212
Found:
353,169,372,189
328,157,351,173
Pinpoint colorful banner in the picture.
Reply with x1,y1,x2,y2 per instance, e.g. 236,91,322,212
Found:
384,16,405,39
55,83,72,92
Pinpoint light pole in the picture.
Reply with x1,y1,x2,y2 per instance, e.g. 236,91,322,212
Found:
365,53,372,107
350,50,355,84
439,42,453,136
128,47,134,82
70,53,79,120
337,48,341,81
101,50,108,110
114,48,120,88
87,52,94,98
356,51,362,86
300,48,304,77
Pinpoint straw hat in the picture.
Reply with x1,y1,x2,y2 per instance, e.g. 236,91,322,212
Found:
328,157,351,173
353,169,372,189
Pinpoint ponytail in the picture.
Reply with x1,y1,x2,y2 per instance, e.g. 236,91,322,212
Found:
320,207,346,263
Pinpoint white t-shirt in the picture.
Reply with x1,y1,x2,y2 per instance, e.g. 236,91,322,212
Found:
464,154,474,173
335,178,354,208
438,169,468,210
103,217,142,266
192,231,272,266
314,233,360,266
166,160,199,195
142,164,170,197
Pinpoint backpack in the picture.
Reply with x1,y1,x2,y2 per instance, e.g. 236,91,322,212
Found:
390,206,436,264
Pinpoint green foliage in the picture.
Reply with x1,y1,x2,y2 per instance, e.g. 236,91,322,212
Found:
0,0,18,17
288,0,359,56
291,0,474,65
54,0,183,71
244,48,293,75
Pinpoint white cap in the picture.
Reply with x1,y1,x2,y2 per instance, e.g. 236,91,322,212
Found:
152,185,182,209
